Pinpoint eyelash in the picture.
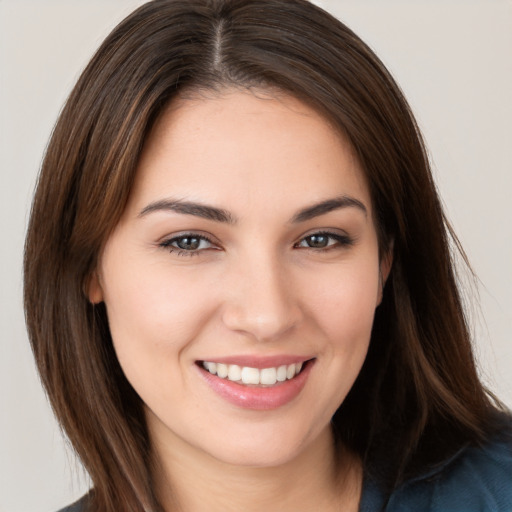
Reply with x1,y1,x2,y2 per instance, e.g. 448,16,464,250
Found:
159,233,216,257
294,231,354,251
158,231,354,257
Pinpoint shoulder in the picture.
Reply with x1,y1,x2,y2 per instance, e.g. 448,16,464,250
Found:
56,494,90,512
387,423,512,511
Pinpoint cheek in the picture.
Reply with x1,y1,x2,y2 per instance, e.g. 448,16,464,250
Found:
100,254,219,377
304,258,380,350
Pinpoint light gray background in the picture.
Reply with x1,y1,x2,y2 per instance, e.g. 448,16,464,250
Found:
1,1,511,511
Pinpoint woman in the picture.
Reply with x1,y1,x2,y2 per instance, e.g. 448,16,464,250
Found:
24,0,511,511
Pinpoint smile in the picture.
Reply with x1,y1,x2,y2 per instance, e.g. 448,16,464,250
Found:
197,358,314,410
202,361,303,386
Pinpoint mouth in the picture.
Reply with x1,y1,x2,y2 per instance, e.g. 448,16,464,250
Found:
196,358,315,410
199,360,307,387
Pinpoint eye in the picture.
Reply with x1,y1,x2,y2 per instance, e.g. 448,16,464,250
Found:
159,233,215,255
295,232,353,250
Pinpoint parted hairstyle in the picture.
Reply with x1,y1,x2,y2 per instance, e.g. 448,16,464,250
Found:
24,0,503,510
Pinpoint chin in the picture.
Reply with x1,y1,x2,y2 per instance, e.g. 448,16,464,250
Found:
206,444,306,469
196,420,331,470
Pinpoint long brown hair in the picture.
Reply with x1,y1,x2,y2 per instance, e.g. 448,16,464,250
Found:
24,0,503,509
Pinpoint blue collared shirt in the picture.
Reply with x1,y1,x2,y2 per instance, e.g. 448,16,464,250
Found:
360,429,512,511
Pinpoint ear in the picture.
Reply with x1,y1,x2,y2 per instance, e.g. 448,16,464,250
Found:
86,271,104,304
377,241,394,305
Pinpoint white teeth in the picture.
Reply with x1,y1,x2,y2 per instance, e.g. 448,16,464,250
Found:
227,364,242,381
205,361,217,374
241,366,260,385
202,361,305,385
216,363,228,378
260,367,277,385
276,365,287,382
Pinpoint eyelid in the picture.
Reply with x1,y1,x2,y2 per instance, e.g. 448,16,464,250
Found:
296,227,351,241
158,230,219,243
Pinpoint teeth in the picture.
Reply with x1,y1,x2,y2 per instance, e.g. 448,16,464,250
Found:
241,367,260,385
276,365,287,382
260,367,277,386
227,364,241,381
205,361,217,374
202,361,304,385
217,363,228,378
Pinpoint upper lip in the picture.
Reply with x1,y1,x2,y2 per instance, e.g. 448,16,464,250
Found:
197,355,314,369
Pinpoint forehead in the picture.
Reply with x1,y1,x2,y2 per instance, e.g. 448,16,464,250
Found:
126,88,372,219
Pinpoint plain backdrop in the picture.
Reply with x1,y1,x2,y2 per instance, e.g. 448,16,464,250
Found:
1,1,511,511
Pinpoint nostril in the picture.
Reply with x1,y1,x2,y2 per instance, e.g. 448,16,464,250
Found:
219,265,301,341
220,302,301,342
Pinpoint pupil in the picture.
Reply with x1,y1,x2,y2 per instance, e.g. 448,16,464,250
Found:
177,237,200,250
308,235,328,248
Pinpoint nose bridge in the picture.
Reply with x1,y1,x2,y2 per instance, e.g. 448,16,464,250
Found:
221,246,300,341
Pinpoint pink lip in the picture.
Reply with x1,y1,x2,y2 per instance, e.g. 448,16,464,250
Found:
197,359,314,411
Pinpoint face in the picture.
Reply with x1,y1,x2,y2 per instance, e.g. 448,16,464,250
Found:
90,89,390,469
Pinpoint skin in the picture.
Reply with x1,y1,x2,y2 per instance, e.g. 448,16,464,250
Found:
89,89,391,511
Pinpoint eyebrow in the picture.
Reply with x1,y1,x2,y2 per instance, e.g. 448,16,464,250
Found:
139,199,235,223
138,194,367,224
291,195,367,223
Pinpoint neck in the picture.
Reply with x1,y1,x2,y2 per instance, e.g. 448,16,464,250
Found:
150,423,362,512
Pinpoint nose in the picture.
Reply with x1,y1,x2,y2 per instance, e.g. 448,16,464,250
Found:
221,251,301,342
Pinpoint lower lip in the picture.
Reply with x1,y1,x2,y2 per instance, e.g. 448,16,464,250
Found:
197,361,314,410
